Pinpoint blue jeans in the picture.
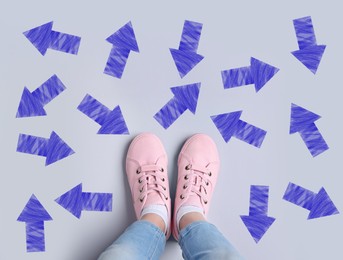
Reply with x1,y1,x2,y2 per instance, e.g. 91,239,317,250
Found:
98,220,243,260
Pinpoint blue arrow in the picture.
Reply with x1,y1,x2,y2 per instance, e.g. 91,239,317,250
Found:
291,16,326,74
170,20,204,78
290,103,329,157
16,75,66,118
23,21,81,56
104,21,139,78
283,182,339,219
55,183,113,218
154,82,201,129
17,131,75,165
241,186,275,243
77,94,129,135
221,57,279,92
211,111,267,148
17,194,53,252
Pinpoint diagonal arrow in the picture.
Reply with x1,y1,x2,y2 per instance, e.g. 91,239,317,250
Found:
241,185,275,243
77,94,129,135
283,182,339,219
23,21,81,56
170,20,204,78
16,131,75,165
55,183,113,218
17,194,53,252
290,103,329,157
154,82,201,129
221,57,279,92
104,21,139,78
291,16,326,74
16,75,66,118
211,111,267,148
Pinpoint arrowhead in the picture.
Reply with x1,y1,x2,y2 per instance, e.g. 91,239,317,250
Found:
250,57,279,92
211,111,242,142
106,21,139,52
55,183,83,218
171,83,201,114
23,21,53,55
308,188,339,219
98,106,130,134
291,45,326,74
17,194,52,222
170,48,204,78
290,103,321,134
45,131,75,165
240,215,275,243
16,87,46,118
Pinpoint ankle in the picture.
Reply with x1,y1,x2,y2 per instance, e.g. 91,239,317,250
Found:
179,212,206,230
141,213,166,232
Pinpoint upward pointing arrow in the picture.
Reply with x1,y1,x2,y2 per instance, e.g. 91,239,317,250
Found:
17,194,53,252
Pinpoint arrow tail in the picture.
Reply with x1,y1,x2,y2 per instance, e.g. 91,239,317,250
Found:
17,134,49,156
82,192,113,212
104,47,130,78
221,66,254,89
179,20,203,52
293,16,317,50
299,123,329,157
283,182,316,210
249,185,269,216
26,222,45,252
235,120,267,148
49,31,81,55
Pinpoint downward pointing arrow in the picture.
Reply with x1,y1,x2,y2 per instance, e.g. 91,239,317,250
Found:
241,186,275,243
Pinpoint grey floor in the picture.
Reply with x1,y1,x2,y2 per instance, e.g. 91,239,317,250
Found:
1,1,343,259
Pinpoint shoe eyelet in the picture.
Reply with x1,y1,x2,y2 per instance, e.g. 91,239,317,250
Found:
204,200,208,204
140,187,143,192
184,175,189,180
206,182,209,186
183,185,187,189
160,168,164,172
185,165,191,170
163,186,166,191
139,198,144,202
208,172,212,177
165,196,168,200
136,169,141,174
138,179,142,183
180,194,185,200
161,178,165,182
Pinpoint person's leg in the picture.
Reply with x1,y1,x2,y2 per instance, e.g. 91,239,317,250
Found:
172,134,243,259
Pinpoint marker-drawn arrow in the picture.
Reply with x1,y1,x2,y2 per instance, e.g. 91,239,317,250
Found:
283,182,339,219
170,20,204,78
17,194,53,252
23,21,81,56
290,103,329,157
221,57,279,92
291,16,326,74
104,21,139,78
16,75,66,118
241,185,275,243
211,111,267,148
77,94,129,135
55,183,113,218
154,82,201,129
16,131,75,165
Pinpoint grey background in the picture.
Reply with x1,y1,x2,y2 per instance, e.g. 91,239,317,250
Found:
1,0,342,259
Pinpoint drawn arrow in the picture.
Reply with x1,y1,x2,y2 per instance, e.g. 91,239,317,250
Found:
241,185,275,243
291,16,326,74
23,21,81,55
16,131,75,165
77,94,129,134
170,20,204,78
104,21,139,78
211,111,267,148
221,57,279,92
16,75,66,118
290,103,329,157
55,183,113,218
17,194,53,252
154,82,201,129
283,182,339,219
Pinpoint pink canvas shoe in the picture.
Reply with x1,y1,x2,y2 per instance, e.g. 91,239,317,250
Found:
126,133,171,238
172,134,220,240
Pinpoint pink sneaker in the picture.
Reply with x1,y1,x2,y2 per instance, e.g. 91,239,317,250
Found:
126,133,171,238
172,134,220,240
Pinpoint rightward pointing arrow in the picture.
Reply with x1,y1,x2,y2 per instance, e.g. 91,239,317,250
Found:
241,185,275,243
23,21,81,56
290,103,329,157
154,82,201,129
16,131,75,165
77,94,129,134
221,57,279,92
16,75,66,118
170,20,204,78
55,183,113,218
17,194,53,252
283,182,339,219
291,16,326,74
104,21,139,78
211,111,267,148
